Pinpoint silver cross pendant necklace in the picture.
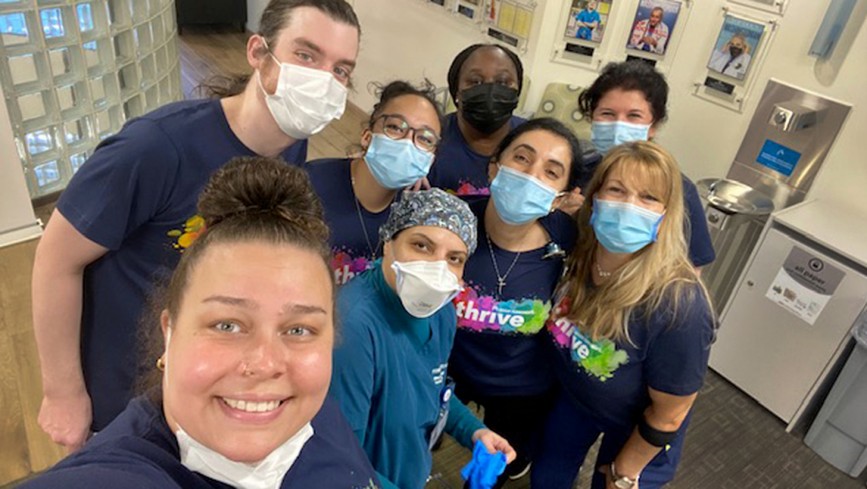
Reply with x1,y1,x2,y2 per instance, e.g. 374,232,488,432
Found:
485,232,522,296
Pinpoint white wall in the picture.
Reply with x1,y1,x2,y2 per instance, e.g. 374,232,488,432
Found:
351,0,521,110
0,84,42,247
350,0,867,215
247,0,268,32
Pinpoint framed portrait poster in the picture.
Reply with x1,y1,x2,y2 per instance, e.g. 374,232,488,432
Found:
693,9,777,113
563,0,614,44
626,0,682,56
706,14,766,81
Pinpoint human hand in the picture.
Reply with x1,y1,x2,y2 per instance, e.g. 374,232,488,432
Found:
38,390,92,453
642,36,657,46
556,186,585,216
408,177,431,192
598,463,641,489
472,428,517,464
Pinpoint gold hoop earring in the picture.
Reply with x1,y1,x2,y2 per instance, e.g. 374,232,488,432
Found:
156,355,166,372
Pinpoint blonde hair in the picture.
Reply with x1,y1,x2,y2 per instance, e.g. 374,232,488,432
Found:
561,141,711,343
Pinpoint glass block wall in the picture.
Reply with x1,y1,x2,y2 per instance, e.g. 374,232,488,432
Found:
0,0,182,199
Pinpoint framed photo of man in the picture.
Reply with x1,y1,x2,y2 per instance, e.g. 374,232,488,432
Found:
626,0,682,56
563,0,614,44
706,14,765,81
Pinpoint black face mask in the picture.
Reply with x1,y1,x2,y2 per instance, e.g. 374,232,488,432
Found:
458,83,519,135
729,46,744,58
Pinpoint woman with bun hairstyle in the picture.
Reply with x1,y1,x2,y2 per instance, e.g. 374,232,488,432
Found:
329,189,515,489
306,80,443,285
22,157,380,489
533,142,715,489
32,0,361,451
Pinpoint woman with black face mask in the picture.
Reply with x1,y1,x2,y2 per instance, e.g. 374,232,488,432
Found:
426,44,524,196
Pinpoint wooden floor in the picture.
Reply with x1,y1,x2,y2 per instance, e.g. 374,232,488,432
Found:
3,25,867,489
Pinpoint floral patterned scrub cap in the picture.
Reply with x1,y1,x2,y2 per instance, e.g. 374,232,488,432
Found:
379,189,478,254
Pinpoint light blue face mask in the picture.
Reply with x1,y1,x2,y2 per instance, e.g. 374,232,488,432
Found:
490,165,562,225
590,121,651,154
364,134,434,189
590,198,664,254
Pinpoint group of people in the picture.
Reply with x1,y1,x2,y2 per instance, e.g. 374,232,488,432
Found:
27,1,716,488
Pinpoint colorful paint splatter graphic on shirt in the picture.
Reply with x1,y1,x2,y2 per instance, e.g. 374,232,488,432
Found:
454,286,550,335
455,181,490,196
331,249,374,285
167,214,205,251
547,297,629,381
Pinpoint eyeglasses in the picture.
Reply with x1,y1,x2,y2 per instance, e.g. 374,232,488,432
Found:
372,114,440,153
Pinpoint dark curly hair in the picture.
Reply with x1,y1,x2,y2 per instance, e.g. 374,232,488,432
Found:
578,60,668,124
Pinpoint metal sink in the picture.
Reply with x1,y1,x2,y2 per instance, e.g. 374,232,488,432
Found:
696,178,775,216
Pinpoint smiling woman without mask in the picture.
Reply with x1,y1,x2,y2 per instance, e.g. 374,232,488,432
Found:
21,157,380,489
306,80,443,286
329,189,516,489
31,0,360,454
532,141,715,489
427,44,525,196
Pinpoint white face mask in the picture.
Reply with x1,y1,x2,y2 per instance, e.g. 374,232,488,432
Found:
391,260,462,318
257,53,348,140
176,422,314,489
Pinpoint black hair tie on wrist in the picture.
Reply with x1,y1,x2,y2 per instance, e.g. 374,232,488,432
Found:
637,417,678,447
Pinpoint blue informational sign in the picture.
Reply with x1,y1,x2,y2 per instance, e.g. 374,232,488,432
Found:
756,139,801,177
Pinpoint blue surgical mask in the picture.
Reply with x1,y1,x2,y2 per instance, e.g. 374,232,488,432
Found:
490,165,562,225
364,134,434,189
590,198,664,254
590,121,651,154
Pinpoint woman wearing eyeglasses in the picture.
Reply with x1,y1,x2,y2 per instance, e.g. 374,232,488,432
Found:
306,80,443,285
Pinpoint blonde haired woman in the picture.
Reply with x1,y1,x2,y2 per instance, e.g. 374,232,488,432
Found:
532,141,715,489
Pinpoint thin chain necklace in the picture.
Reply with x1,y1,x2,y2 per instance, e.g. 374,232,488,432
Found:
350,165,380,260
486,232,522,295
594,262,612,278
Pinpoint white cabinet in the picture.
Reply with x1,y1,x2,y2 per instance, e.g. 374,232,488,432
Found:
710,200,867,430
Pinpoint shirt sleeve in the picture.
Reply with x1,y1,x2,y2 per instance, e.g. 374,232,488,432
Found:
681,175,716,267
644,287,715,396
329,309,376,447
57,118,181,250
444,395,485,449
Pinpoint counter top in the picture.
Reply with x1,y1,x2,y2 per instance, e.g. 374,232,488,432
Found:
772,199,867,269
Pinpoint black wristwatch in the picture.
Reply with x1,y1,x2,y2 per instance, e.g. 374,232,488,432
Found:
610,462,639,489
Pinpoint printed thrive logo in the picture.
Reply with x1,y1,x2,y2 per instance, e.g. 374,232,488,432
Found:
455,180,490,196
547,297,629,381
331,249,373,285
454,287,550,335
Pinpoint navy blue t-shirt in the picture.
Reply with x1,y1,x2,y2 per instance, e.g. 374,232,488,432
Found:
305,157,393,286
20,395,379,488
546,285,714,429
58,99,308,430
428,113,526,196
450,198,578,397
682,175,715,267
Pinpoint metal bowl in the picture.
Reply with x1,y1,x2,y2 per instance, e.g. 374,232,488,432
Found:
696,178,775,215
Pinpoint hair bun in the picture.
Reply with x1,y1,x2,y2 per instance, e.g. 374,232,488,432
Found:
198,156,324,229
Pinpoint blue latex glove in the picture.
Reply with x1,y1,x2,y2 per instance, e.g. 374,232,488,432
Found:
460,440,507,489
